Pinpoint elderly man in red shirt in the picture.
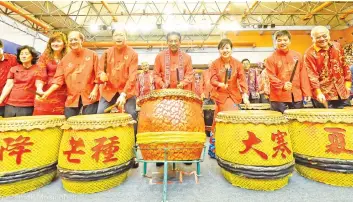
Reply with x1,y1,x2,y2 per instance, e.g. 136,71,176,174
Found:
0,40,18,117
42,31,101,118
153,32,194,90
304,26,351,108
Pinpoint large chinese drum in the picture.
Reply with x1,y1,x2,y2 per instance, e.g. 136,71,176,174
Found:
215,111,294,191
137,89,206,160
203,98,215,137
57,113,136,194
285,109,353,187
0,115,66,197
240,103,271,110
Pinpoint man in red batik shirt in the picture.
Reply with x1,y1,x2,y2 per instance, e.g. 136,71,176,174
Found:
154,32,194,90
136,61,154,98
304,26,351,108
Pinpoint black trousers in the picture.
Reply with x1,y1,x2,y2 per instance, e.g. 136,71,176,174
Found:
4,105,34,117
64,97,99,119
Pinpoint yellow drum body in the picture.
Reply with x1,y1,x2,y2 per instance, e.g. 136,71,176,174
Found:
216,111,294,191
58,114,135,194
137,89,206,160
285,109,353,187
0,116,65,197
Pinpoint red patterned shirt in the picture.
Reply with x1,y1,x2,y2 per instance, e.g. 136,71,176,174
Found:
304,42,351,100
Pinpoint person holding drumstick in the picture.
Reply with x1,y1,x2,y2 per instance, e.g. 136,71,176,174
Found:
266,30,311,113
304,26,351,109
153,31,194,90
208,38,249,158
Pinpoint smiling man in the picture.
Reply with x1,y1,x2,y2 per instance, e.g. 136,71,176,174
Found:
304,26,352,108
97,26,138,132
266,30,311,113
42,31,101,118
153,31,194,90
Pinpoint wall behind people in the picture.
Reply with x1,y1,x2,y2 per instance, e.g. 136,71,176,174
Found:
96,47,274,66
227,28,353,54
0,39,21,54
0,15,47,53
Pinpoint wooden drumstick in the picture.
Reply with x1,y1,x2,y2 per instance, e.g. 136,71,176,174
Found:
104,103,125,113
322,100,328,109
104,103,119,113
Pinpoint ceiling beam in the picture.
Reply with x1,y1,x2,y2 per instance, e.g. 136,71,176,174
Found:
101,1,118,22
0,1,51,32
242,1,260,21
340,8,353,19
302,2,333,20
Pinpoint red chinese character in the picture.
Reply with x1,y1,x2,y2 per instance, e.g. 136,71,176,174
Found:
0,135,34,165
239,131,268,160
325,127,353,154
91,136,120,163
63,137,86,163
271,130,291,158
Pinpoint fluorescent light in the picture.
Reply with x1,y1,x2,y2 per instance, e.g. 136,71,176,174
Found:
90,24,99,32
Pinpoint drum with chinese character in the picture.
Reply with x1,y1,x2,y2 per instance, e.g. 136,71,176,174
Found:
216,111,294,191
285,109,353,187
58,113,136,194
0,115,66,197
239,103,271,110
203,98,215,137
137,89,206,160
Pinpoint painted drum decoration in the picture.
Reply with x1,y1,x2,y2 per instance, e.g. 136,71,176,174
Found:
58,113,136,194
137,89,206,160
285,109,353,187
215,110,294,191
0,115,66,197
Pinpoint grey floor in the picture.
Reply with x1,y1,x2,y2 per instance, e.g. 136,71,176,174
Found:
2,137,353,202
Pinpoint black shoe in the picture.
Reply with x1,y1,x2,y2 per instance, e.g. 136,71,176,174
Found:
156,162,164,167
132,161,139,169
184,163,192,166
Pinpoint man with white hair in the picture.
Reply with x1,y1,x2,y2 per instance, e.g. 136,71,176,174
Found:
43,31,101,118
304,26,351,108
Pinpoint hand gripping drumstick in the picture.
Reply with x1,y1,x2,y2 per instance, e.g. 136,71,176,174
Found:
104,103,125,113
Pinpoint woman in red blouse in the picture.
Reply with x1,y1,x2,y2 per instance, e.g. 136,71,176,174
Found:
33,32,68,115
0,45,40,117
208,39,250,158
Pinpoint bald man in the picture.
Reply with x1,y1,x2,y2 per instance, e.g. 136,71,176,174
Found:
304,26,351,108
42,31,101,118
